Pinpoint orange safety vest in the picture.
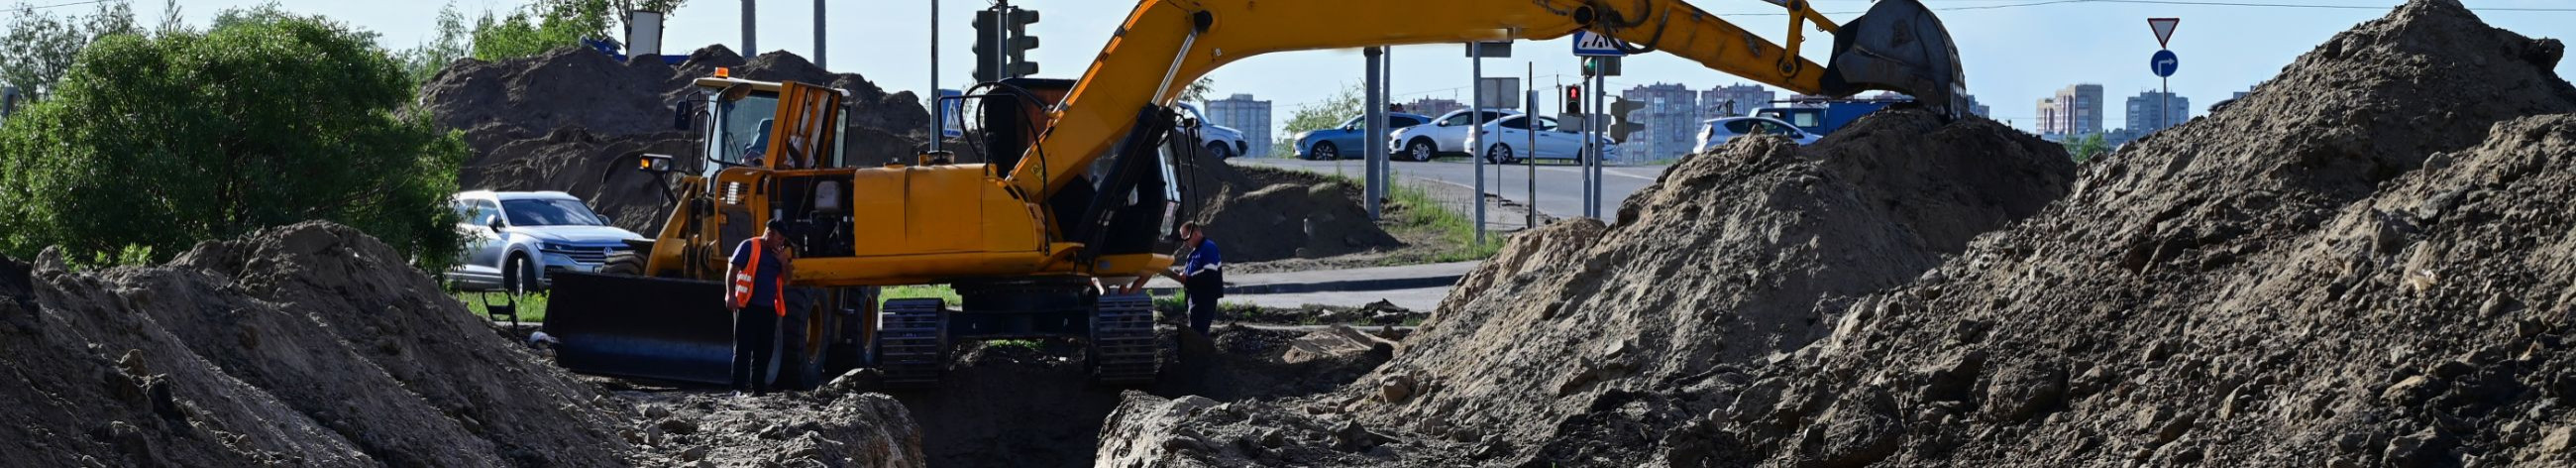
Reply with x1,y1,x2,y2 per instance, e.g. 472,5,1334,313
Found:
730,238,788,316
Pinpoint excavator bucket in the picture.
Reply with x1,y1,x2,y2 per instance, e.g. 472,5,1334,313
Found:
1821,0,1969,119
542,272,742,386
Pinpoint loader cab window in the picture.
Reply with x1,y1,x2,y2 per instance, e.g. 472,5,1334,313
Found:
707,92,782,174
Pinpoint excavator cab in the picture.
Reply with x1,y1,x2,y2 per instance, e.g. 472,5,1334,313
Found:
544,76,875,390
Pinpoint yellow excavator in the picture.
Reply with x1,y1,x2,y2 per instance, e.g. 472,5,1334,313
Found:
543,0,1965,389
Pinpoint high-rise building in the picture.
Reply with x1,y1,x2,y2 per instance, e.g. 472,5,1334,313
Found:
1618,83,1698,163
2125,89,2191,134
1699,83,1773,119
1403,97,1465,117
1961,93,1991,119
1206,93,1273,157
2036,83,2103,137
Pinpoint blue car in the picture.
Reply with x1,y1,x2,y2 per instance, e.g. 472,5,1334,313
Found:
1293,113,1429,160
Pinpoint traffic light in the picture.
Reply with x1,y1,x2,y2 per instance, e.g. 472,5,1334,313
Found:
1006,8,1041,78
1581,57,1597,77
1607,98,1647,144
971,9,1003,83
1564,85,1582,115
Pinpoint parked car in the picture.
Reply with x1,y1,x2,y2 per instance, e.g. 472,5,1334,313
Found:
445,190,647,293
1474,114,1620,165
1693,116,1820,154
1389,108,1521,162
1752,99,1899,137
1176,103,1251,159
1292,112,1430,160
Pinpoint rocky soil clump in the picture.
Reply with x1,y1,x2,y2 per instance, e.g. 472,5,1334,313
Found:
0,222,924,466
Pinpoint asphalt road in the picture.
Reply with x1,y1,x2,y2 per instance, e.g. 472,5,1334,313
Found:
1236,158,1672,221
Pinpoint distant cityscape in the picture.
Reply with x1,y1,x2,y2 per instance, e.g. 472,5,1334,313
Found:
1208,81,2250,162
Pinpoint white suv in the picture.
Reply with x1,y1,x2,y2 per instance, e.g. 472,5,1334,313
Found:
1693,116,1820,154
445,190,647,293
1389,108,1521,162
1177,103,1251,159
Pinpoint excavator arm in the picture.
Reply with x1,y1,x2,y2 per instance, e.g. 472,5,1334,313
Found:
1005,0,1964,197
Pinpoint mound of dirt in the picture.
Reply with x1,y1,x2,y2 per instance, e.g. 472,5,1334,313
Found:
0,222,925,466
1093,1,2576,466
421,46,931,233
1171,159,1405,263
1671,1,2576,466
1096,107,2077,464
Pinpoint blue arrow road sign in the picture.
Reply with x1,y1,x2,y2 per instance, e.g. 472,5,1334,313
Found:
2151,50,2179,77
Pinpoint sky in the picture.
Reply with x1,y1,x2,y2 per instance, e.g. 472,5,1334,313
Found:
45,0,2576,135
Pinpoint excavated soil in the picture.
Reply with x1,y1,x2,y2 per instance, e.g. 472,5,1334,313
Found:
419,46,930,233
1177,156,1405,263
1094,1,2576,466
0,222,923,467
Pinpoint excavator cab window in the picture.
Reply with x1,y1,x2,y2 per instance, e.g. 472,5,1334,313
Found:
704,91,782,176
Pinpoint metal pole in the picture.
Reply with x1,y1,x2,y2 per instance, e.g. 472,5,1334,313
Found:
1525,62,1537,229
813,0,825,68
2162,76,2171,131
928,0,939,151
1576,71,1597,219
1470,43,1485,245
1364,47,1385,219
741,0,756,54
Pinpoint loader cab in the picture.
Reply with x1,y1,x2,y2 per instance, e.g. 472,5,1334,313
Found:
692,75,852,176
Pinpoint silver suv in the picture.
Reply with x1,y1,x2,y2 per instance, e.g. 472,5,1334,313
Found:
445,190,646,292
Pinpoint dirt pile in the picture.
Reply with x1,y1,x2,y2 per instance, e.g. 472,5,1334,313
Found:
1095,107,2078,465
1177,160,1404,263
624,389,925,467
418,46,930,233
0,222,631,465
0,222,927,466
1091,1,2576,466
1664,1,2576,466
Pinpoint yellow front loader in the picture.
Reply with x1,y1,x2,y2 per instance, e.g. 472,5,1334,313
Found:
545,0,1966,390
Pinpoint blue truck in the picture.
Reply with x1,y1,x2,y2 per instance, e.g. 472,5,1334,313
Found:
1753,98,1908,137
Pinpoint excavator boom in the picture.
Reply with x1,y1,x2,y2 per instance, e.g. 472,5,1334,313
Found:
1006,0,1966,197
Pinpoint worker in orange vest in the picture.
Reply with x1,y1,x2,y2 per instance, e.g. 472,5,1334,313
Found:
727,219,795,396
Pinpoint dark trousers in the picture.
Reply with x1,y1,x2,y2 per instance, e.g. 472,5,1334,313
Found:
1185,273,1223,335
730,307,779,394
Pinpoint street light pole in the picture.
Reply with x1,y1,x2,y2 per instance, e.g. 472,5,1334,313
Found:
812,0,824,68
928,0,939,151
741,0,756,54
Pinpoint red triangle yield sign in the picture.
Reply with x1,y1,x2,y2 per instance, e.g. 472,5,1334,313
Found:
2149,18,2181,49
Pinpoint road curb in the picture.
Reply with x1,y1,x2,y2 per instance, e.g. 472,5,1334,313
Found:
1146,273,1465,296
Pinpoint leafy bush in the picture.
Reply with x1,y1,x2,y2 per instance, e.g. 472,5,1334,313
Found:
0,9,469,273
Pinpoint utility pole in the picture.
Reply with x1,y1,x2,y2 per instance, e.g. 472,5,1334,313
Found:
1525,62,1537,229
929,0,939,151
812,0,825,68
1363,47,1385,219
1469,42,1484,245
741,0,756,55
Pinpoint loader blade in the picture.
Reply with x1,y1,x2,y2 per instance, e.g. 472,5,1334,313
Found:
1822,0,1969,119
543,272,739,386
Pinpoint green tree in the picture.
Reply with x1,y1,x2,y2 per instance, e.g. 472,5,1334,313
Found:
397,3,473,82
1179,77,1214,104
0,0,139,100
1281,82,1364,136
0,7,469,271
2066,132,2109,164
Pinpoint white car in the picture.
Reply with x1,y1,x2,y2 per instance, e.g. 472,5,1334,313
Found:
1472,114,1620,165
445,190,647,292
1693,116,1821,154
1389,108,1521,162
1176,103,1251,159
